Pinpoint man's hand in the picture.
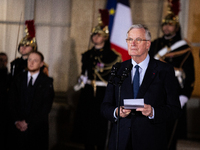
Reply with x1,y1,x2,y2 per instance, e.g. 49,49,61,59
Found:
15,120,28,132
136,104,153,117
15,121,22,130
115,106,131,118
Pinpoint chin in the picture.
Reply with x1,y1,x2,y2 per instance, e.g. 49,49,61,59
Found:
129,51,137,55
164,33,172,37
28,69,38,72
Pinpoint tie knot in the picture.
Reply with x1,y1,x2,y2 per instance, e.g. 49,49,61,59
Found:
135,65,139,70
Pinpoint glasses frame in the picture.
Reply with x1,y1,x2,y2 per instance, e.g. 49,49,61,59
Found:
126,37,149,44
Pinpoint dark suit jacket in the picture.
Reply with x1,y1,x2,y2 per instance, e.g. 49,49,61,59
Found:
8,71,54,150
101,58,181,150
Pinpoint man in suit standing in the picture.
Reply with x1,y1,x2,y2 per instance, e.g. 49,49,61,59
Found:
8,51,54,150
101,24,181,150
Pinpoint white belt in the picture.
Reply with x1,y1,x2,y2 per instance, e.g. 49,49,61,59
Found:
86,80,107,87
154,40,188,60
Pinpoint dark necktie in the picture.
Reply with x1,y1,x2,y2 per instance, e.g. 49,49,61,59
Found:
133,65,140,98
28,76,33,87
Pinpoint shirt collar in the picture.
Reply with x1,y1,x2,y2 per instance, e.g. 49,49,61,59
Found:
28,71,40,81
131,54,150,70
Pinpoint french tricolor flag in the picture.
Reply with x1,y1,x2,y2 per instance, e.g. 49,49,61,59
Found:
107,0,132,61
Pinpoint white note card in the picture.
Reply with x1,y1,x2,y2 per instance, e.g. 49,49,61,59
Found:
124,99,144,109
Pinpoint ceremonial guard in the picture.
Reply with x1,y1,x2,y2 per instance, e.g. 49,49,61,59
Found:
73,9,121,150
149,1,195,149
10,20,48,78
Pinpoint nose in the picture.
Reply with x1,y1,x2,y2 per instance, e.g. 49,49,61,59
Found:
21,46,26,50
131,39,136,45
29,60,34,65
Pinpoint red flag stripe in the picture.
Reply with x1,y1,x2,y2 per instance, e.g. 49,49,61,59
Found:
111,43,131,61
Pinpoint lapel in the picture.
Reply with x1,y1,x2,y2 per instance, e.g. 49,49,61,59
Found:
137,58,158,98
20,72,28,92
30,72,45,99
33,72,43,88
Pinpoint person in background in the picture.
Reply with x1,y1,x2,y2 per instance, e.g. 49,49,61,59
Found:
0,52,8,69
101,24,181,150
149,1,195,149
0,52,9,150
72,9,121,150
7,51,54,150
10,20,48,78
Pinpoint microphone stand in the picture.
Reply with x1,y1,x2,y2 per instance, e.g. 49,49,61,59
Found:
116,85,121,150
109,78,122,150
116,66,132,150
108,63,132,150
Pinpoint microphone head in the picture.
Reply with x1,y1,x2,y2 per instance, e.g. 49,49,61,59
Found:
109,62,121,85
111,62,121,75
121,63,133,78
127,63,133,70
113,62,121,70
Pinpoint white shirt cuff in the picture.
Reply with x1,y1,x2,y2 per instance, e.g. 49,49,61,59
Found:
148,107,155,119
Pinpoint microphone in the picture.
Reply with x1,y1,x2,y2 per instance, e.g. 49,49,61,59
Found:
119,63,133,84
109,62,121,85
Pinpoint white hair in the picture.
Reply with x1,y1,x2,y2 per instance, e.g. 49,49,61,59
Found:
127,24,151,41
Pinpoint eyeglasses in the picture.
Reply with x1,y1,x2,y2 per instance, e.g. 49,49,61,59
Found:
126,37,149,44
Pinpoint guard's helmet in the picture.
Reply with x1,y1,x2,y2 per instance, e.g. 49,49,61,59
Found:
162,0,180,27
162,13,179,26
91,9,109,39
18,20,37,52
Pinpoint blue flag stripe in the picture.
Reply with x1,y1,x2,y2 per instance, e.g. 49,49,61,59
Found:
106,0,117,35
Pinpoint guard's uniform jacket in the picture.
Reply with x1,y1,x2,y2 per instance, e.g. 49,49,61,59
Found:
149,34,195,98
72,42,121,148
10,57,27,77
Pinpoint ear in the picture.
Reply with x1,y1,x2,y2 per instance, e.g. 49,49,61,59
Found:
40,61,44,68
146,40,151,49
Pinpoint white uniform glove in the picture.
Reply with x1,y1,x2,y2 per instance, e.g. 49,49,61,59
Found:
179,95,188,108
74,75,88,91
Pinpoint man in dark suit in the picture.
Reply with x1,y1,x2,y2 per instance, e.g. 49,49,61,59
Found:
8,51,54,150
101,24,181,150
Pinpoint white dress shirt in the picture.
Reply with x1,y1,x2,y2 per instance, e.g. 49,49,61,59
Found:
131,54,149,85
27,71,40,86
